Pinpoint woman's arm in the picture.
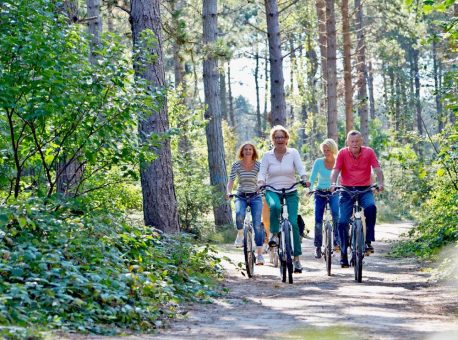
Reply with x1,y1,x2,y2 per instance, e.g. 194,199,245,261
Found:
257,154,268,186
309,159,319,190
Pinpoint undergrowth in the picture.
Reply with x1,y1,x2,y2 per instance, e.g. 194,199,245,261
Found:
0,197,224,338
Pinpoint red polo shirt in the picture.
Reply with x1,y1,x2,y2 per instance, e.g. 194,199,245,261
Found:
334,146,380,186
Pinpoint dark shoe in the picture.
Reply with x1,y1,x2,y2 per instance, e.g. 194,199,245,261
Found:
340,253,349,268
293,260,303,273
314,247,322,259
269,233,279,247
365,242,374,255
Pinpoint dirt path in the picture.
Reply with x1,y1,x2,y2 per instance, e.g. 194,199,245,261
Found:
152,222,458,340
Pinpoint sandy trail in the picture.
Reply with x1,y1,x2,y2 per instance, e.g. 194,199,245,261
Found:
154,222,458,339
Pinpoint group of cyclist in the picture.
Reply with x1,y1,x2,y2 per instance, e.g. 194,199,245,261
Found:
226,125,384,272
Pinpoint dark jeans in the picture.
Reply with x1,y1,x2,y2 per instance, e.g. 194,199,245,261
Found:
337,188,376,255
314,191,339,248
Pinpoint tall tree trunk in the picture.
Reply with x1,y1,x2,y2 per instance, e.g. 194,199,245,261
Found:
107,1,114,32
254,44,262,137
306,32,319,138
289,38,295,123
354,0,368,142
263,39,269,129
87,0,102,64
367,60,376,120
394,76,400,132
264,0,286,127
341,0,353,134
315,0,327,120
202,0,232,227
131,0,180,233
412,48,423,136
432,39,444,132
325,0,338,141
56,0,85,196
227,61,235,128
220,62,228,123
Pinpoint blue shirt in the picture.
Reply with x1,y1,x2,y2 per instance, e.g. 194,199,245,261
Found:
309,158,333,190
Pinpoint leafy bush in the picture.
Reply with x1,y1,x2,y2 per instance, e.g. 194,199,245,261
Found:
390,124,458,258
0,197,223,336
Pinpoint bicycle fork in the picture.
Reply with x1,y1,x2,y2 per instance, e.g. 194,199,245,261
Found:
281,202,294,255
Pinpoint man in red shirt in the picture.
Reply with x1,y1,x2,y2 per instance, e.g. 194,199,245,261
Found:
330,130,384,267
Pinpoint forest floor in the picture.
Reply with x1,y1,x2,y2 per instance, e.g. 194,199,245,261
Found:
58,222,458,340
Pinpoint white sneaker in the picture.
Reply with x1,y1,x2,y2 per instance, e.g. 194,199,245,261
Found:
256,254,265,265
234,233,244,248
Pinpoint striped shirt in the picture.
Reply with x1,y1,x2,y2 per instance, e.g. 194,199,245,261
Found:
229,161,260,193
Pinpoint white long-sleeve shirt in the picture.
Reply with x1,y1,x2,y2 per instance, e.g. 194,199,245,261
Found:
258,148,307,193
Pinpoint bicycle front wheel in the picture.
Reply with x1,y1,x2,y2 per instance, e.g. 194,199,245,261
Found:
281,220,294,284
325,221,332,276
243,226,255,278
354,220,364,283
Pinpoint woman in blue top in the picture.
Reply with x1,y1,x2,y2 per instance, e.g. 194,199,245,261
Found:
309,138,340,259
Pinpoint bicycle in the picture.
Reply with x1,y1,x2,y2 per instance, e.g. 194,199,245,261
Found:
229,193,258,278
335,185,378,283
260,181,306,284
309,190,337,276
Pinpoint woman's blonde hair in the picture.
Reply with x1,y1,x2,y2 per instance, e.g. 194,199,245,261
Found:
269,125,290,143
320,138,338,155
237,142,259,161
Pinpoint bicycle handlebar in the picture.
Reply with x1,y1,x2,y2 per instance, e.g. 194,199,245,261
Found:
334,184,379,198
308,189,338,198
259,181,309,193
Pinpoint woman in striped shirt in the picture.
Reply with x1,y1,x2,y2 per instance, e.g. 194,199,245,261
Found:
226,142,265,264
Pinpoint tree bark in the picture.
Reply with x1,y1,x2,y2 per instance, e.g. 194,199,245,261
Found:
354,0,368,142
264,0,286,127
412,48,423,136
325,0,338,141
254,44,262,137
227,61,235,128
341,0,353,134
220,64,228,122
202,0,232,227
263,39,269,130
432,38,443,132
315,0,327,120
87,0,102,64
367,60,376,120
131,0,180,233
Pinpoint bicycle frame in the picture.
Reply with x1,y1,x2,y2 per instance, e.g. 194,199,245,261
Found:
336,185,378,282
310,190,336,276
260,181,304,284
229,193,257,278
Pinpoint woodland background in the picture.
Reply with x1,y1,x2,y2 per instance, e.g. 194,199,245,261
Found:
0,0,456,337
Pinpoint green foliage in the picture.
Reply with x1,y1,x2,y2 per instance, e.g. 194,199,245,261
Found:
0,0,154,199
0,197,223,335
390,124,458,257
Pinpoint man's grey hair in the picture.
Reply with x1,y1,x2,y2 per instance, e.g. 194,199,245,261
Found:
346,130,362,140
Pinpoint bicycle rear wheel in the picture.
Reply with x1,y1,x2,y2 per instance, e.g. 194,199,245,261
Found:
325,222,332,276
354,220,364,282
243,226,255,278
